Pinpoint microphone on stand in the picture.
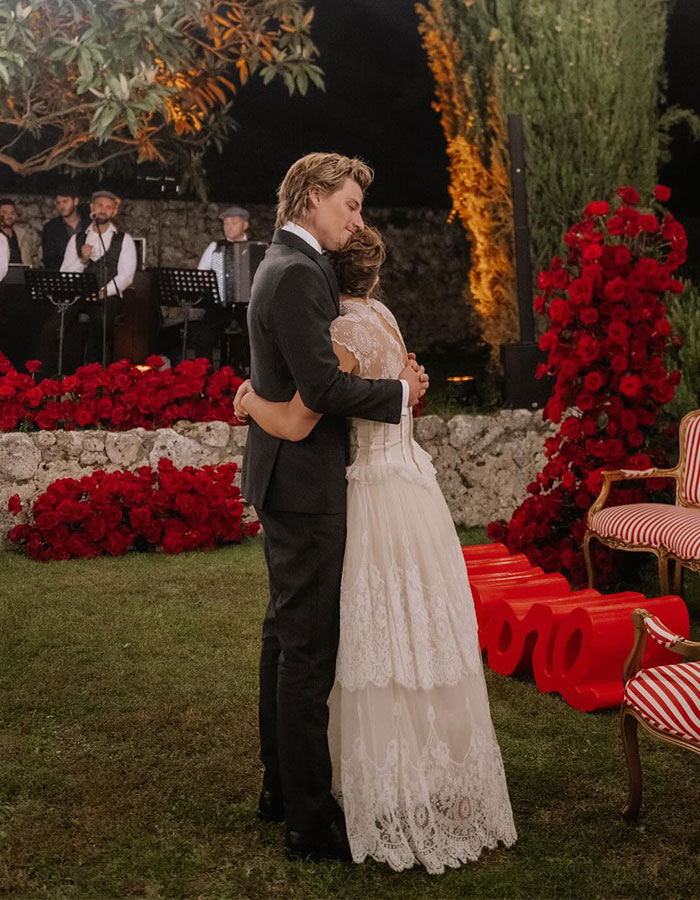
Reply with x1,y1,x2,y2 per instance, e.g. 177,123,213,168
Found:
90,214,123,367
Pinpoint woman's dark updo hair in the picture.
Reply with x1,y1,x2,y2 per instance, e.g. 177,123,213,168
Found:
332,226,386,298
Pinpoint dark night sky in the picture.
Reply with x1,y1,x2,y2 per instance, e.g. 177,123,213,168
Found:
205,0,700,216
2,0,699,215
203,0,449,208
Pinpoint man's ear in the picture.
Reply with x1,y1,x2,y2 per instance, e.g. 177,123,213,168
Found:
307,187,321,209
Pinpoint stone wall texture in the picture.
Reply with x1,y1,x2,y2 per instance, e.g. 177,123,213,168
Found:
9,194,477,354
0,411,552,549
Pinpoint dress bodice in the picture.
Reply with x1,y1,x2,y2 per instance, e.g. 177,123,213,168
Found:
330,298,436,487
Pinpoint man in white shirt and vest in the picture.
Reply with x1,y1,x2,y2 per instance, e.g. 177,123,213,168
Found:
39,190,137,374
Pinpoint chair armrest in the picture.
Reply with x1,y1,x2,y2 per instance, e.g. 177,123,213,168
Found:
588,467,679,519
624,609,700,683
623,609,649,682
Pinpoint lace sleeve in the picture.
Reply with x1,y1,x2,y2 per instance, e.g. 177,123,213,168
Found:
330,315,365,369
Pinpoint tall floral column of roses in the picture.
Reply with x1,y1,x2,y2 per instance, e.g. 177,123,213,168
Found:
488,186,684,586
8,459,260,562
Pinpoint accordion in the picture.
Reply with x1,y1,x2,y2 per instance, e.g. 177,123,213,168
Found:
210,240,267,306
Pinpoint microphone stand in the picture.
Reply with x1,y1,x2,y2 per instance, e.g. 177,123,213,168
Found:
92,216,123,367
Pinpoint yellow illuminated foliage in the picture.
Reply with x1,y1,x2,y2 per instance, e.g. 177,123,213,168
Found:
417,1,518,359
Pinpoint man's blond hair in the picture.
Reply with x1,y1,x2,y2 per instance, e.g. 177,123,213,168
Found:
275,152,373,228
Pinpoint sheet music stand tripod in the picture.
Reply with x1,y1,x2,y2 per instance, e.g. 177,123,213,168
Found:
25,270,99,377
157,268,220,363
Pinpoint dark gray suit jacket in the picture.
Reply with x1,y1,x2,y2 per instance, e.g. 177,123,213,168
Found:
242,228,403,514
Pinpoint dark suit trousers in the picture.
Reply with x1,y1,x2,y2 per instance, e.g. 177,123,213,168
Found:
256,507,346,833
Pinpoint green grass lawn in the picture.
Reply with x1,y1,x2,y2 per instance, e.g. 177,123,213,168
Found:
2,534,700,899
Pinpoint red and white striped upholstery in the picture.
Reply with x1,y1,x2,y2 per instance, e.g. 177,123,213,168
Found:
625,661,700,745
680,415,700,505
644,614,686,649
590,503,700,563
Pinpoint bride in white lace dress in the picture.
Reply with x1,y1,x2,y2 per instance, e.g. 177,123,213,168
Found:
240,227,516,873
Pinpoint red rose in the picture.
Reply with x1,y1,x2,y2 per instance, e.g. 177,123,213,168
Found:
612,246,632,266
579,307,598,326
567,278,593,307
584,371,605,392
604,277,628,302
581,244,602,261
619,375,642,398
616,186,640,205
607,321,631,343
244,521,261,538
639,214,659,233
162,533,186,554
584,201,610,217
25,360,42,374
606,216,624,236
627,429,644,448
561,471,576,489
653,318,671,337
575,391,595,412
7,493,22,515
654,185,671,202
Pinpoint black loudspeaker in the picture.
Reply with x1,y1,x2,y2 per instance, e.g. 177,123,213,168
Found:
503,113,553,408
501,341,552,409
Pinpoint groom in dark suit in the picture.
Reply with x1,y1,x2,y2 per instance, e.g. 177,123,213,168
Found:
235,153,427,861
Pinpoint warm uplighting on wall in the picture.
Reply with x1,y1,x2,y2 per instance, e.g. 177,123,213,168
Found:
417,0,518,363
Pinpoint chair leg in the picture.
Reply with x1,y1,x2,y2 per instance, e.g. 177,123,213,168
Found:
658,553,669,595
583,532,595,589
621,709,643,822
673,559,682,595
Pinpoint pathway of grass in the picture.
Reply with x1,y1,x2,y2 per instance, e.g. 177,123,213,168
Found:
1,534,699,899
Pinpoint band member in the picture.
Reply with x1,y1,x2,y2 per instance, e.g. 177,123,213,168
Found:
38,190,137,374
0,198,34,266
198,205,250,273
164,205,250,362
0,232,8,282
41,189,90,271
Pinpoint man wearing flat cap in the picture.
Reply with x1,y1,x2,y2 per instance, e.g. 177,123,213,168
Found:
38,189,137,373
176,204,251,361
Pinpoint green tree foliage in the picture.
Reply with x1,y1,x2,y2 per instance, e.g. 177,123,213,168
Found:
0,0,322,192
666,282,700,419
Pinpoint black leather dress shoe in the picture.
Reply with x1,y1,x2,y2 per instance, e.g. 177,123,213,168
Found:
285,818,352,862
257,789,285,823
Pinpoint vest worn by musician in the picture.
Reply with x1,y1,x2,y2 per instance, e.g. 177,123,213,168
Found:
76,228,125,289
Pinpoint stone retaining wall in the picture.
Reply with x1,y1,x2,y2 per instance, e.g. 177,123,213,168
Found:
0,411,552,548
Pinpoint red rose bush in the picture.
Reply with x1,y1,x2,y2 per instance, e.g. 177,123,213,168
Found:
488,186,684,585
0,355,244,432
7,458,260,561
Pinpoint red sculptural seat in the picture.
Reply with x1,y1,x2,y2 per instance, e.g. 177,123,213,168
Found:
584,409,700,594
620,609,700,821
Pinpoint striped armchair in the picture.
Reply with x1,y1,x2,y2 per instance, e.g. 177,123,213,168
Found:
620,609,700,821
584,409,700,594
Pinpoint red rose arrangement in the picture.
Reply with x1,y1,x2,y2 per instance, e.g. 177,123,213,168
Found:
488,185,684,586
7,458,260,562
0,355,244,432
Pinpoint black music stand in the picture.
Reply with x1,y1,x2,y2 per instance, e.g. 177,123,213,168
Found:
25,270,99,377
157,268,220,362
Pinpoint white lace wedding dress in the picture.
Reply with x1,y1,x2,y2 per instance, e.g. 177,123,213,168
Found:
327,297,517,874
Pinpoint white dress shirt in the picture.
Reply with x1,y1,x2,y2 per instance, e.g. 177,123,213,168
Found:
281,222,410,409
0,233,8,282
61,222,137,297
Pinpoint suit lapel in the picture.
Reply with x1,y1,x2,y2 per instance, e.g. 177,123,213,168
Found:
272,228,340,315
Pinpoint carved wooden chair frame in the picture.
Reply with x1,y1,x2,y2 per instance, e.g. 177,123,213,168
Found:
584,408,700,594
620,608,700,821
